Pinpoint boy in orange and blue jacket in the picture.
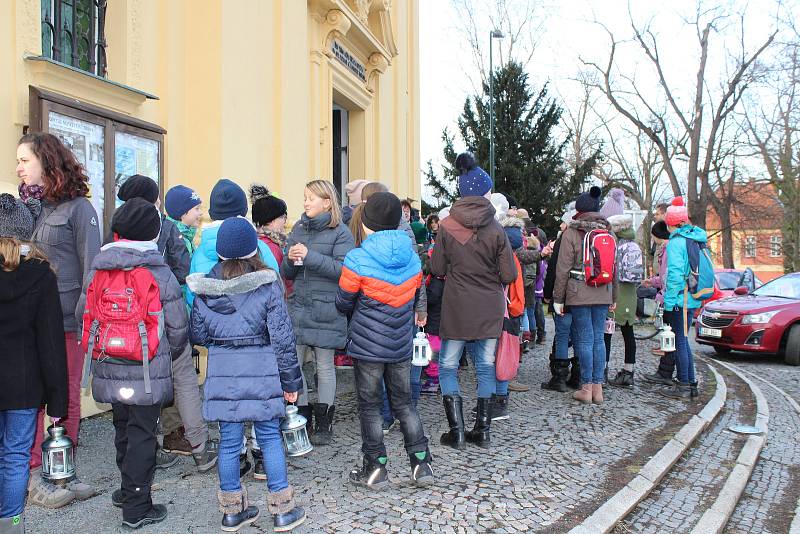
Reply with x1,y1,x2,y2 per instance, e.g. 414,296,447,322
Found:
336,192,433,491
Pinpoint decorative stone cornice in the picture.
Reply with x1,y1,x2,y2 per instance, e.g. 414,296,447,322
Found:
366,52,389,92
322,9,352,54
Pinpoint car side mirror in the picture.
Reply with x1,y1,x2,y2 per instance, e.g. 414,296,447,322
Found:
734,286,749,296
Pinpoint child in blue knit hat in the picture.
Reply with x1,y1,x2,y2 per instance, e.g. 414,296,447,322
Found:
165,185,203,256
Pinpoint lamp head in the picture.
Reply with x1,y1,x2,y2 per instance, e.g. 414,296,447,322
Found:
491,29,504,38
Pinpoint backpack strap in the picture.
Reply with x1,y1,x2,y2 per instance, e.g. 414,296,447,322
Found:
80,320,100,389
138,321,152,394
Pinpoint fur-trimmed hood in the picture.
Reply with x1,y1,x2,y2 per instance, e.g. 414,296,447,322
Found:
500,216,525,229
607,213,632,232
569,212,610,232
186,269,278,296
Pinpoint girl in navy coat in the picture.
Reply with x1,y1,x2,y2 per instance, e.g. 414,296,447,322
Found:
187,217,305,533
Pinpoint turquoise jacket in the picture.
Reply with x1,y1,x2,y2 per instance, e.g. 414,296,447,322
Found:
187,220,279,308
664,225,708,310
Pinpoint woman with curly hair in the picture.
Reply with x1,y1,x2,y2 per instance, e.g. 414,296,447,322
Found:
16,132,101,507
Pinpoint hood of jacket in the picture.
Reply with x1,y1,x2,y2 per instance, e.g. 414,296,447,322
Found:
449,197,496,230
568,212,610,232
0,256,52,302
186,269,278,315
360,230,414,270
197,221,223,262
299,211,333,232
500,216,525,229
671,224,707,244
92,241,162,271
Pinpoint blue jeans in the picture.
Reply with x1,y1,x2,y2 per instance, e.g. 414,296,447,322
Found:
219,420,287,493
668,308,697,384
553,311,575,360
572,305,608,384
0,409,37,518
439,338,497,398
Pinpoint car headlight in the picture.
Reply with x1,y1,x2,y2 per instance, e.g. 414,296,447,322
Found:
741,310,779,324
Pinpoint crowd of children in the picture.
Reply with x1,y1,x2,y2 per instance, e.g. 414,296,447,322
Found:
0,135,708,533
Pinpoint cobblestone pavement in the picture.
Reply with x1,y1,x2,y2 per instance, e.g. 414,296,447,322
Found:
614,365,754,534
699,348,800,534
27,324,710,534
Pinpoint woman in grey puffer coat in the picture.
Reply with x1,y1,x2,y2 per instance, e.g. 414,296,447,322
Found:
281,180,355,445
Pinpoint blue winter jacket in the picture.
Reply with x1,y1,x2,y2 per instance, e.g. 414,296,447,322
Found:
187,269,302,423
187,220,279,308
664,224,708,311
336,230,422,363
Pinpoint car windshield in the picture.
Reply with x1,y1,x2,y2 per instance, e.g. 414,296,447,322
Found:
751,275,800,299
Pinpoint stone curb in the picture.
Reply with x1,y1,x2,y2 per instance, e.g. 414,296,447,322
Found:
690,359,770,534
567,361,727,534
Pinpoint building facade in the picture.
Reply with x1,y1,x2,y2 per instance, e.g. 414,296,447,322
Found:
2,0,420,229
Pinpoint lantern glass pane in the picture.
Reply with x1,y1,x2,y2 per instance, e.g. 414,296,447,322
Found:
51,451,65,473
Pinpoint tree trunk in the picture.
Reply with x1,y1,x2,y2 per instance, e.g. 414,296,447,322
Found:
716,206,736,269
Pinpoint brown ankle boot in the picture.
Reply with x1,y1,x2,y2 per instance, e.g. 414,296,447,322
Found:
592,383,604,404
572,384,592,404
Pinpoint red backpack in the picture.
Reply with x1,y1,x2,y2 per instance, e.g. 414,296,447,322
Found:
80,267,163,394
582,229,616,287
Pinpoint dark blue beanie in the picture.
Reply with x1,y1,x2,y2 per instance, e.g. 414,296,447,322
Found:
504,226,523,250
458,167,493,197
165,185,201,220
209,179,248,220
216,217,258,260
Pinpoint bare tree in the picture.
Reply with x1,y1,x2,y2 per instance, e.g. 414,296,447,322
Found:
580,5,776,237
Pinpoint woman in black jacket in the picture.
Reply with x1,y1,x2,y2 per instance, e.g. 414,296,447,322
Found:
0,194,69,531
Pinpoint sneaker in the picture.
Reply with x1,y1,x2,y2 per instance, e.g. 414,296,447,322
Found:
609,370,635,387
660,383,691,399
381,420,395,435
162,427,193,456
111,489,123,508
27,471,76,509
349,457,389,490
222,505,260,532
239,453,252,478
65,476,96,500
155,448,179,470
122,504,167,529
409,451,434,486
508,381,531,392
192,439,219,473
252,449,266,481
642,372,674,386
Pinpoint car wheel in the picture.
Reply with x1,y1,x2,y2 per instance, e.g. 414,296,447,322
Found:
785,325,800,366
714,346,732,356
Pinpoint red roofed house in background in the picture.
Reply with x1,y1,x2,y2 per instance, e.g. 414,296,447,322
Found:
706,180,785,282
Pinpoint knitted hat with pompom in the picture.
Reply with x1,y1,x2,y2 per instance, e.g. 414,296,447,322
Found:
665,197,690,227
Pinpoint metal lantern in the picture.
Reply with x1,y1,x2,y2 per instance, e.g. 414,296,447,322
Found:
660,325,676,352
412,331,432,367
281,405,313,457
41,424,75,484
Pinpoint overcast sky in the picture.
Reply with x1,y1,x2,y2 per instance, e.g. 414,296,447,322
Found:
418,0,788,203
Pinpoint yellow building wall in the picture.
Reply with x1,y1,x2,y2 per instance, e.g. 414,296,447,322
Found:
2,0,420,417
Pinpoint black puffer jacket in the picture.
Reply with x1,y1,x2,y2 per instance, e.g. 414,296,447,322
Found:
425,276,445,337
157,215,190,285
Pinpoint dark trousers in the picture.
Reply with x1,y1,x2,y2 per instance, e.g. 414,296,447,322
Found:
112,403,161,522
533,297,546,337
353,359,428,462
604,324,637,364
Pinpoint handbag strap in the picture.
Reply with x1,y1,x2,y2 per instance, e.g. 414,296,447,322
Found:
503,286,510,319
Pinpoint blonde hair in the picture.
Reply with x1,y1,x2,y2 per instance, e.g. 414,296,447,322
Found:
305,180,342,228
0,237,48,272
349,181,390,246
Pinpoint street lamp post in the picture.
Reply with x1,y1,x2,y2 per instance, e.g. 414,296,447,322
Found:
489,29,504,183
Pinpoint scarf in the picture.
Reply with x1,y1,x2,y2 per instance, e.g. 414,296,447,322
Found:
18,182,44,202
166,216,197,255
258,229,287,249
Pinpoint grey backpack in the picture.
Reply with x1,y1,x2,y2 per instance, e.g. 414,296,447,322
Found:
616,239,644,283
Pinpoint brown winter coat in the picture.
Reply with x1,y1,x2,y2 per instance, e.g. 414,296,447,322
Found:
431,196,518,340
553,212,618,307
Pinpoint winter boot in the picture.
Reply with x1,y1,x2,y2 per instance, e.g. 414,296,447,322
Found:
409,450,434,486
218,487,260,532
192,438,219,473
541,359,570,392
310,404,334,446
239,453,252,478
440,395,466,450
349,456,390,490
121,504,168,529
268,486,306,532
591,383,604,404
661,382,692,399
465,397,492,448
566,357,581,390
690,381,699,398
490,394,509,421
644,351,676,385
572,384,593,404
297,405,313,435
251,448,266,480
609,369,635,387
0,514,24,533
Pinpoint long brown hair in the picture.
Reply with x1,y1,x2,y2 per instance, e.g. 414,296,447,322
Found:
220,256,267,280
0,237,49,272
18,133,90,202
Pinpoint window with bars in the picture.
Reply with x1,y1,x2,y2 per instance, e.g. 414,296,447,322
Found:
41,0,107,77
771,235,782,257
745,236,757,258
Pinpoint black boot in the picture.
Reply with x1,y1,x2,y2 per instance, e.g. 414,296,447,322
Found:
643,352,677,385
440,395,466,450
310,404,334,446
566,357,581,390
349,456,390,490
251,448,266,480
465,397,491,448
609,369,635,387
297,405,313,436
541,359,570,392
218,488,260,532
239,453,252,478
490,394,509,421
690,381,699,398
409,450,434,486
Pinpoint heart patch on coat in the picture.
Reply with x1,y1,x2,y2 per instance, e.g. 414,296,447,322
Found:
119,387,134,399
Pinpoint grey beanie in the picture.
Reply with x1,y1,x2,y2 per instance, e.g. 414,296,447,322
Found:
0,193,40,241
